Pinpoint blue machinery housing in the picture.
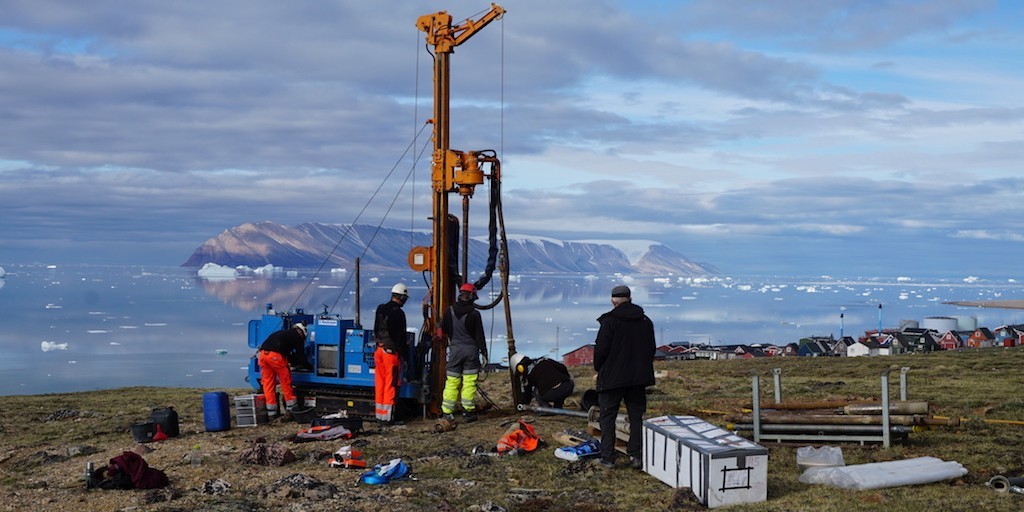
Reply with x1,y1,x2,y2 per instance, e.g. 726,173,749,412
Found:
246,310,422,416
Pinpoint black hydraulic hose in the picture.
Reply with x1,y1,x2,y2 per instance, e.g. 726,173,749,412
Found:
472,161,500,292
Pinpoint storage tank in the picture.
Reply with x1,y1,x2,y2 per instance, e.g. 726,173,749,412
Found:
954,315,977,331
922,316,958,333
899,319,919,329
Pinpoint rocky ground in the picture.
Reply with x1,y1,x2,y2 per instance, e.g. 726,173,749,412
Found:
0,379,688,512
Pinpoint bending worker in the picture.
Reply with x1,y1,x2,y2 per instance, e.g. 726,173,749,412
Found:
258,322,308,418
374,283,409,423
511,353,575,409
440,283,488,422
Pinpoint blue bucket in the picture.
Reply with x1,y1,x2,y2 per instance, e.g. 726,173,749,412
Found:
202,391,231,432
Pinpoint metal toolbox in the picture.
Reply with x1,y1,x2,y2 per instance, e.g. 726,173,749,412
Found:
234,394,269,427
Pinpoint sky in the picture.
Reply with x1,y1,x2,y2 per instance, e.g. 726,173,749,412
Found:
1,0,1022,278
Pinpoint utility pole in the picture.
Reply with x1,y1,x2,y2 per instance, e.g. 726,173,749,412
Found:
554,326,560,359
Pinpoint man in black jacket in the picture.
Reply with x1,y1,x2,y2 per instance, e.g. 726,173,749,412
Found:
593,284,656,469
374,283,409,423
511,353,574,409
258,323,308,417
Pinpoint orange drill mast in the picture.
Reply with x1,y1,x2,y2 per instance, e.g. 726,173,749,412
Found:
410,4,506,416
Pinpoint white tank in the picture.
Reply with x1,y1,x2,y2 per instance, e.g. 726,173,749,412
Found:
954,315,977,331
899,319,919,329
922,316,958,333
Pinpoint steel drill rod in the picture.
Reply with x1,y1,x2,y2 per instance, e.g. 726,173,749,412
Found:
516,403,588,418
842,401,929,415
730,413,957,426
749,400,869,410
731,423,912,434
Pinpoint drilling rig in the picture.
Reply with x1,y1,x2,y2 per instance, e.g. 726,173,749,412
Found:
246,4,522,418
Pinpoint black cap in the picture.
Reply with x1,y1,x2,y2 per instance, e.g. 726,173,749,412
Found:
611,285,631,298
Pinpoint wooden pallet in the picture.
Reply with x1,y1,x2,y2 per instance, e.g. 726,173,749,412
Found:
588,420,629,455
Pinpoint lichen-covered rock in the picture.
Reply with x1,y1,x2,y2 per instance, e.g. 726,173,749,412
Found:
238,441,296,466
261,473,339,500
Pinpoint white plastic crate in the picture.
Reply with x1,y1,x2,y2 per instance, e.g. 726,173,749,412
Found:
643,415,768,508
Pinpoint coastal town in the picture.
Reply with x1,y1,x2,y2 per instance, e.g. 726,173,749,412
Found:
561,315,1024,365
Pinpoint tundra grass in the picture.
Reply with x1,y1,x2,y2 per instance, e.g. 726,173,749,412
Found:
0,349,1022,511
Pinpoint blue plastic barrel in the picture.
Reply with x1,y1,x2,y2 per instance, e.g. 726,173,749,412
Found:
202,391,230,432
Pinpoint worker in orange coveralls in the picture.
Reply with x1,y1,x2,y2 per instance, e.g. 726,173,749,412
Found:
374,283,410,423
258,322,308,417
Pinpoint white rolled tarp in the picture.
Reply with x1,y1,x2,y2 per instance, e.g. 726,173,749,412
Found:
799,456,967,490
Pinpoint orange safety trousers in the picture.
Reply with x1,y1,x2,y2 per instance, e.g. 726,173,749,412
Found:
258,350,296,406
374,346,400,422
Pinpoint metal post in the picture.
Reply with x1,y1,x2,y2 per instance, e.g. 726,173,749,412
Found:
772,368,783,404
899,367,910,401
881,369,891,448
752,374,761,443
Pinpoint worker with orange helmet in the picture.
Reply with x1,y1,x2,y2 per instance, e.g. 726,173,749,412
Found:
373,283,410,423
439,283,488,422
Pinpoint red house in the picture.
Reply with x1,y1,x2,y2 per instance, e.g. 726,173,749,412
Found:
939,331,963,351
562,344,596,367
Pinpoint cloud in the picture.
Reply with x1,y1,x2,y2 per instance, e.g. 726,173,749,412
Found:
1,1,1022,277
673,0,997,52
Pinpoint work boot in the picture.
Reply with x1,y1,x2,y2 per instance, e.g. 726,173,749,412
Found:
462,411,478,423
442,413,456,422
597,458,616,469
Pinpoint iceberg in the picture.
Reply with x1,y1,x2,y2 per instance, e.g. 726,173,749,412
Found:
41,341,69,352
253,264,281,275
0,265,6,278
198,262,238,278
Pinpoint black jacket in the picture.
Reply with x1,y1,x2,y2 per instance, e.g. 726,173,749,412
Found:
525,358,572,393
374,300,408,355
593,301,656,392
260,327,307,366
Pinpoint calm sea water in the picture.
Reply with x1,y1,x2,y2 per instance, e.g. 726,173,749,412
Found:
3,264,1023,396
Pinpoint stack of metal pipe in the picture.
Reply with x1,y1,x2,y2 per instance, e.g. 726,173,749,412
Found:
727,399,958,438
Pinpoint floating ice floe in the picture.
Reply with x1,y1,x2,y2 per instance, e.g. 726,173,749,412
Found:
286,270,298,277
963,276,979,283
198,263,239,279
0,265,5,278
330,268,347,274
41,341,69,352
253,264,281,275
87,330,109,334
45,304,63,309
